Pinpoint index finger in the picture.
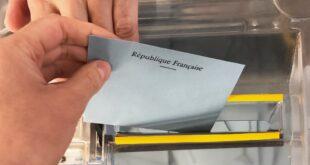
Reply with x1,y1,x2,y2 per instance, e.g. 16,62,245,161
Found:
114,0,139,41
9,14,117,63
5,0,30,32
87,0,114,33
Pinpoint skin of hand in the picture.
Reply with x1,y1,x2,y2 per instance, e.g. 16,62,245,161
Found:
0,14,116,164
4,0,139,41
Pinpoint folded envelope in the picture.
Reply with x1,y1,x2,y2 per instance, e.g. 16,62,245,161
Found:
84,36,244,132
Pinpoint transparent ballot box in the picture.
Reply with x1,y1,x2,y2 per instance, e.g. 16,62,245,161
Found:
0,0,307,164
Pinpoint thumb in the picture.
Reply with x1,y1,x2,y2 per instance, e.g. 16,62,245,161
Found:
61,60,111,103
5,0,30,32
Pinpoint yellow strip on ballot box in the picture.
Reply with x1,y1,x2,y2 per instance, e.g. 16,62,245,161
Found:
115,132,281,145
228,94,284,103
115,94,283,146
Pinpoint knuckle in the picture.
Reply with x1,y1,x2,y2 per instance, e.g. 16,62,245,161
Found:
115,19,135,39
46,14,61,21
85,69,101,91
46,14,68,27
44,14,63,27
61,45,69,59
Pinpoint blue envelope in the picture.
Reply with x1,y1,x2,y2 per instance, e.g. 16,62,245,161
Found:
84,36,244,132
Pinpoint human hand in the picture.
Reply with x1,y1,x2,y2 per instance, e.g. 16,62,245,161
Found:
0,15,114,164
5,0,139,41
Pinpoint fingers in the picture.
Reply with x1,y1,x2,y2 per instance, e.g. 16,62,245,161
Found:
52,0,88,21
42,60,83,82
9,15,117,65
5,0,140,41
27,0,57,21
5,0,30,32
87,0,114,33
87,0,140,40
113,0,139,41
43,45,87,66
57,61,111,104
42,45,87,81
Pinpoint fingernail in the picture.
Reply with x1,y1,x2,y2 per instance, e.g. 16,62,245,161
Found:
97,62,107,80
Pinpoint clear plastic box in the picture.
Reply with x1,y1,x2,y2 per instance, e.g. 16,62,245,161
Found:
1,0,309,165
83,1,309,165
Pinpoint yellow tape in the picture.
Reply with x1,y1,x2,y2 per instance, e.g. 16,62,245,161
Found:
228,94,284,102
115,132,281,145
